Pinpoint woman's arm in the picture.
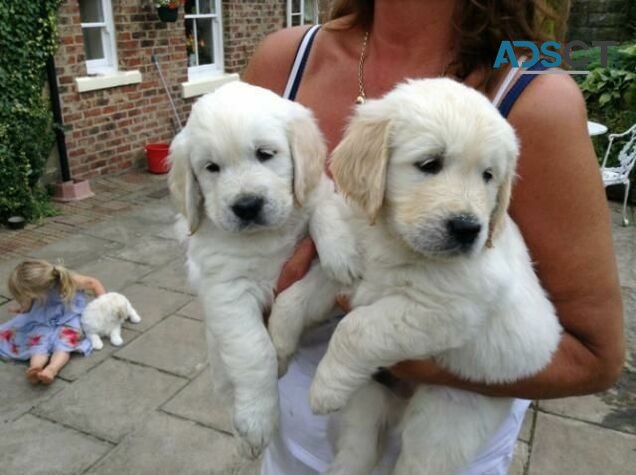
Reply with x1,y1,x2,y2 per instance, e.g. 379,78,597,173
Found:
392,74,625,398
73,274,107,297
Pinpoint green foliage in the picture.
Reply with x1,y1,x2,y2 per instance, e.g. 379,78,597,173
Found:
575,42,636,166
0,0,62,222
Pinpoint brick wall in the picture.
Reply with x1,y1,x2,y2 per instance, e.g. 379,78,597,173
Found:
568,0,632,42
52,0,320,180
222,0,287,73
55,0,192,180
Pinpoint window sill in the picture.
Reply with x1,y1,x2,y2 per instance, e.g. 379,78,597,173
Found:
181,73,240,99
75,70,142,93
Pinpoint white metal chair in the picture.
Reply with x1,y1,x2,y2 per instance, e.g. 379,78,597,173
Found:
600,123,636,226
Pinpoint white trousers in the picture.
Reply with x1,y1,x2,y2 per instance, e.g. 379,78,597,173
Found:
261,320,529,475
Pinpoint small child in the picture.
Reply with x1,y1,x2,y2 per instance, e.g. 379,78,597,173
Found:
0,260,106,384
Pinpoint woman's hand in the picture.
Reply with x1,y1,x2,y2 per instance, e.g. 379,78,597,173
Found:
276,237,317,294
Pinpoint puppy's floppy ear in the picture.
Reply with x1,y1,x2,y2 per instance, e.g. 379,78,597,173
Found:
487,166,514,248
168,129,203,235
330,105,391,222
288,105,327,206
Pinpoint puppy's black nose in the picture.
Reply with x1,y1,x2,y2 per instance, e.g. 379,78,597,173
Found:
447,215,482,246
232,195,264,222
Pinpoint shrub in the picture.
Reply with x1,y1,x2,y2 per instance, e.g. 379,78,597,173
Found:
574,43,636,167
0,0,62,222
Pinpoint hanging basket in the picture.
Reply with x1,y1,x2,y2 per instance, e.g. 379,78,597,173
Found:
157,6,179,22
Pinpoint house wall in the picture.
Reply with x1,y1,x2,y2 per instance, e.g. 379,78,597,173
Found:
568,0,632,42
55,0,191,179
223,0,287,73
54,0,302,180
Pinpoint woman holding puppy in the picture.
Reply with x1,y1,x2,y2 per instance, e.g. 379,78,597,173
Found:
245,0,625,473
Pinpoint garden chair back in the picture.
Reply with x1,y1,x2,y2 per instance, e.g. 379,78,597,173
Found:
600,123,636,226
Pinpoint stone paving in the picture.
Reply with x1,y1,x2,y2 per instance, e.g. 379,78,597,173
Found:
0,174,634,475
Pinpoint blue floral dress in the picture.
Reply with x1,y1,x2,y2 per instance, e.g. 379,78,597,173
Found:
0,287,92,360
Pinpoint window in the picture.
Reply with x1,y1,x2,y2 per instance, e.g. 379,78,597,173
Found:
78,0,117,75
185,0,224,80
287,0,319,27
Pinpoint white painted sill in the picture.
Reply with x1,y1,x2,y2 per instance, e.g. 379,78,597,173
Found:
181,73,240,99
75,70,142,93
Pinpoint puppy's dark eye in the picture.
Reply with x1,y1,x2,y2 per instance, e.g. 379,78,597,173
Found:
415,157,443,174
256,148,276,162
482,169,494,183
206,162,220,173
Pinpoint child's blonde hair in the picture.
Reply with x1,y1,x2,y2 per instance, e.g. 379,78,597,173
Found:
8,260,76,308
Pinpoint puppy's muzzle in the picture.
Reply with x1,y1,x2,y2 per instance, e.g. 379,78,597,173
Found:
446,214,482,249
231,194,265,223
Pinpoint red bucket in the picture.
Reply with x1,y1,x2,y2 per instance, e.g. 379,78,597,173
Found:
145,143,171,174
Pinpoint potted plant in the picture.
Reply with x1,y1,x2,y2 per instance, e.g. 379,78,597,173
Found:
155,0,183,22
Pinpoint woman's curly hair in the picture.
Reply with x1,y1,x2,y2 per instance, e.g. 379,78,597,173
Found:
327,0,571,81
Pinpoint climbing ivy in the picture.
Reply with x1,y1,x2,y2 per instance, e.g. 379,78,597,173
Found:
0,0,62,222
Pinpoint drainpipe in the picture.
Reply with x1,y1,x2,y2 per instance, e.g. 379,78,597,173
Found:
46,55,71,183
47,55,93,201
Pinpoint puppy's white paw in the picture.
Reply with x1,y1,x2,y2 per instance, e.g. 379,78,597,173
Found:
319,248,362,286
276,351,292,378
110,335,124,346
309,376,350,415
269,330,295,378
128,313,141,324
90,338,104,351
233,404,278,460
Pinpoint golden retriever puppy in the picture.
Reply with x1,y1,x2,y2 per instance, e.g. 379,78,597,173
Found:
168,82,358,459
269,78,562,474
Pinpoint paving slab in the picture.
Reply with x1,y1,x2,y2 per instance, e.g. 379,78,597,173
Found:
0,414,112,475
0,361,68,423
176,297,204,321
81,202,177,244
107,234,182,267
140,257,194,295
0,257,26,296
116,315,207,378
162,366,233,434
0,299,16,324
528,412,636,475
86,411,259,475
509,441,529,475
58,328,141,382
612,223,636,288
540,285,634,435
518,406,534,443
74,256,153,292
28,234,124,268
119,283,192,332
34,358,186,442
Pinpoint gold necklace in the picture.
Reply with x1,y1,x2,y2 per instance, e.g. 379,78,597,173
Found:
356,31,370,104
356,31,454,105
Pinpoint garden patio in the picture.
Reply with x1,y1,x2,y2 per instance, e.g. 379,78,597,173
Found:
0,171,634,475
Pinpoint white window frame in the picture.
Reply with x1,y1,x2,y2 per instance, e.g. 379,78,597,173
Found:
185,0,224,80
79,0,118,75
287,0,319,27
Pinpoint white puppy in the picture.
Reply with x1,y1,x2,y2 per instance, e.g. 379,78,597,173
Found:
269,78,562,474
168,82,358,458
81,292,141,350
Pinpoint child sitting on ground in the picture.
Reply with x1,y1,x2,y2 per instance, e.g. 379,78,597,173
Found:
0,260,105,384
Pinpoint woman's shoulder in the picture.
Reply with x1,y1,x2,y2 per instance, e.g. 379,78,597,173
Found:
243,26,313,95
507,73,587,135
